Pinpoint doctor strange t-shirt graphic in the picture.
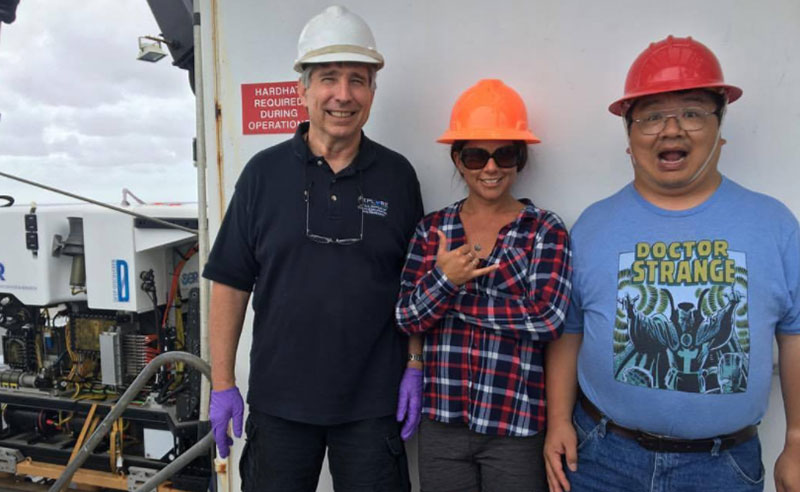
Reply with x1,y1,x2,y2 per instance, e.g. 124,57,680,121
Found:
614,239,749,394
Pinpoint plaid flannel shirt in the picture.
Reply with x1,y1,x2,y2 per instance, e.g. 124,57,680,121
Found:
396,199,571,436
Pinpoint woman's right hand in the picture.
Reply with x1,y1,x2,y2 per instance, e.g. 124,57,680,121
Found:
435,229,498,286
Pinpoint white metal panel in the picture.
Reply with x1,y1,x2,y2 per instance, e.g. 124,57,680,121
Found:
83,205,196,312
200,1,800,490
0,205,87,306
83,209,141,311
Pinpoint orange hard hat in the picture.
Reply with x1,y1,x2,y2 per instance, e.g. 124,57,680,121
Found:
609,36,743,116
437,79,540,144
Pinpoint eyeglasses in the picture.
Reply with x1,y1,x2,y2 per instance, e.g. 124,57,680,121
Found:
304,187,364,245
632,107,719,135
459,145,520,170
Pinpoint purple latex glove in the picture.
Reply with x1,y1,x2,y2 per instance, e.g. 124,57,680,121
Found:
396,367,423,441
210,386,244,458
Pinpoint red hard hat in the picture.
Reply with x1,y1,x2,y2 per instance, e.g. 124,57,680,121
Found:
437,79,540,144
608,36,742,116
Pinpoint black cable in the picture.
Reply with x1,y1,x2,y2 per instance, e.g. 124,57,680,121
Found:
139,270,161,343
140,269,169,390
155,379,188,404
174,243,198,262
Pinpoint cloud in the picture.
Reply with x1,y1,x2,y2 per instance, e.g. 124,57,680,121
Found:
0,0,197,205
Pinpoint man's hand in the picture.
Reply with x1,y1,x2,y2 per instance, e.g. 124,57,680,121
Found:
544,419,578,492
396,367,423,440
210,387,245,459
775,442,800,492
777,333,800,491
435,229,498,286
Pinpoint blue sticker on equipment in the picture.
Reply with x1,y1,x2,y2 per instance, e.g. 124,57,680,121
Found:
0,263,5,281
113,260,129,302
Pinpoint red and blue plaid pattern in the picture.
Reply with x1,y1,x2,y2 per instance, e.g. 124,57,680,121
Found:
396,199,571,436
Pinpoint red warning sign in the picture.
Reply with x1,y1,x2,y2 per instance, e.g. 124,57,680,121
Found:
241,82,309,135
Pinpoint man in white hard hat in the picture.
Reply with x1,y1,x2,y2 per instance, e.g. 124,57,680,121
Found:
203,6,423,491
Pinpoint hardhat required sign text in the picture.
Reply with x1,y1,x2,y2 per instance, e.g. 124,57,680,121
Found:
242,82,309,135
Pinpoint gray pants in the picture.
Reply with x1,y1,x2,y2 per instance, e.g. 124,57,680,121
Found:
418,418,547,492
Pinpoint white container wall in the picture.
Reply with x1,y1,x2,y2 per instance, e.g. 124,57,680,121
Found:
198,1,800,490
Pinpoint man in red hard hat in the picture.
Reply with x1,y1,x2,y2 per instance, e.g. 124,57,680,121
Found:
544,36,800,492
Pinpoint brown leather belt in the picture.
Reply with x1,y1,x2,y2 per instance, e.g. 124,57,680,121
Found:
579,395,757,453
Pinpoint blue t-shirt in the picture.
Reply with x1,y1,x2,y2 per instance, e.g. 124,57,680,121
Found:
566,177,800,438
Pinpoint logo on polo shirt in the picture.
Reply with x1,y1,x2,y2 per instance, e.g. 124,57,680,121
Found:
359,198,389,217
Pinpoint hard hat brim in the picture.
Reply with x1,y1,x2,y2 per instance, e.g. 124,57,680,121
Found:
293,53,384,73
608,84,743,116
436,129,541,144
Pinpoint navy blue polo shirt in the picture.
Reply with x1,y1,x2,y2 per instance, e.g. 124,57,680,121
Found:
203,122,423,424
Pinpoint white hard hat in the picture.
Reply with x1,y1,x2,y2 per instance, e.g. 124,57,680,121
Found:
293,5,384,73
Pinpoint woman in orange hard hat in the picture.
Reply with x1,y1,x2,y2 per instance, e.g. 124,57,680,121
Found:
395,79,572,492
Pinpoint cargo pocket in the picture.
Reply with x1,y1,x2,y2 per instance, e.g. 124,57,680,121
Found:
385,434,411,492
239,415,257,490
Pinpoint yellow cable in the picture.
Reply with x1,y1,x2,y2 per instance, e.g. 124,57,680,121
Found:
76,394,107,401
58,411,74,426
65,322,76,361
118,418,124,461
175,302,186,372
175,299,185,346
69,404,97,463
109,420,118,472
34,336,43,370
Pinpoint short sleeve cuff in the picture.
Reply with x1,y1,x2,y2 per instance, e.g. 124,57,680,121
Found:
202,264,254,293
775,324,800,336
563,322,584,334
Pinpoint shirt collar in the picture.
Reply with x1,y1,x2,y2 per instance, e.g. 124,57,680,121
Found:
449,198,540,227
517,198,540,222
291,121,378,172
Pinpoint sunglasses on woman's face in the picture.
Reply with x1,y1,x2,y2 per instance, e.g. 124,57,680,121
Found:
459,145,520,170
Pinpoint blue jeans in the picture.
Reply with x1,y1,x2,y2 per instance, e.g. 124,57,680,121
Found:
565,403,764,492
240,411,410,492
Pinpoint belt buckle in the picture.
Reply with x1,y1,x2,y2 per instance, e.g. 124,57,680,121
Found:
635,431,667,451
719,435,739,451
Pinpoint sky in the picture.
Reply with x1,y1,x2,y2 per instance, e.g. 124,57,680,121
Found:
0,0,197,207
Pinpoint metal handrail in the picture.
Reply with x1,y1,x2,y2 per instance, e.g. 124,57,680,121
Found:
49,351,213,492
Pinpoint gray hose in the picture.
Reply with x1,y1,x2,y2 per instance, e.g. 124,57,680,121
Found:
136,432,215,492
49,351,212,492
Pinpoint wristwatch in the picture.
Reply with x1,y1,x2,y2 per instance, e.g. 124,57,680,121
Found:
408,353,423,362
